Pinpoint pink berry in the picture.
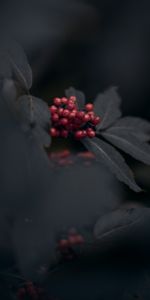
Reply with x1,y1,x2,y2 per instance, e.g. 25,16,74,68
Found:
82,130,87,137
89,114,95,122
69,109,77,119
53,97,62,106
62,109,70,117
76,111,85,119
85,103,94,111
76,235,84,244
61,97,68,105
68,235,78,245
93,116,101,125
59,150,70,157
50,105,57,114
88,111,95,117
75,130,84,139
87,129,95,138
52,113,59,122
69,96,76,102
83,113,90,122
67,101,75,110
58,107,64,116
58,239,69,248
50,128,58,137
68,112,76,119
60,118,69,126
61,130,68,138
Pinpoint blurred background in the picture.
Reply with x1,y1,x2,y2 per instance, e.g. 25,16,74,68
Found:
0,0,150,299
0,0,150,119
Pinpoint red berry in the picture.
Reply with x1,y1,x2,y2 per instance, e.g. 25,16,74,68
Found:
58,107,64,116
78,151,95,159
58,239,69,248
75,235,84,244
60,130,68,138
89,114,95,122
87,127,93,131
83,113,90,122
87,129,95,138
82,130,87,137
75,130,84,139
53,97,62,106
62,109,70,117
69,111,77,119
92,116,101,125
60,118,69,126
76,111,85,119
88,111,95,117
68,235,78,245
85,103,94,111
72,109,77,114
67,101,75,110
61,97,68,105
50,128,58,137
68,111,76,119
68,113,76,119
50,105,57,114
59,149,70,157
69,96,76,102
52,113,59,122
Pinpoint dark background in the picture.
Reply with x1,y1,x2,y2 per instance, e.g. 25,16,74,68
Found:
0,1,150,299
0,0,150,119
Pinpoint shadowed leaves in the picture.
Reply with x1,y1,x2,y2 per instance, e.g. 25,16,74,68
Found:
83,137,141,192
0,40,32,91
17,95,51,146
94,206,148,240
102,131,150,166
94,87,122,130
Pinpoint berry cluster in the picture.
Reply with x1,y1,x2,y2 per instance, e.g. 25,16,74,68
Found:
49,96,101,139
57,228,84,260
16,281,44,300
49,150,95,167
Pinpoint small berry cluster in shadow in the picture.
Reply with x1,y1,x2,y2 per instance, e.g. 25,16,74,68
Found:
49,96,101,139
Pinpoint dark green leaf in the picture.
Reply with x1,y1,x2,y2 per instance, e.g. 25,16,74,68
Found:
94,87,122,130
102,130,150,165
31,126,51,148
18,95,51,146
83,137,141,192
94,206,147,240
107,117,150,142
18,95,50,126
0,40,32,91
